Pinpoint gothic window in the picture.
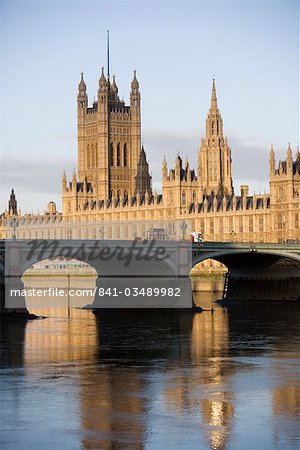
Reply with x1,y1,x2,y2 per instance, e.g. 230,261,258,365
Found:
259,216,264,232
95,143,98,166
91,143,95,167
110,143,114,167
87,144,90,168
277,213,285,230
124,190,128,198
117,143,121,166
123,143,127,167
278,187,285,201
117,189,121,198
209,219,214,234
192,191,196,202
182,191,186,206
249,217,253,233
200,218,204,234
219,218,223,234
211,121,215,135
239,217,243,233
295,212,299,229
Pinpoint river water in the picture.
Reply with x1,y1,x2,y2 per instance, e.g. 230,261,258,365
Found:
1,299,299,450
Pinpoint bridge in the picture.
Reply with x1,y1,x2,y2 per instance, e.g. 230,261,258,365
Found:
0,239,299,315
192,241,300,302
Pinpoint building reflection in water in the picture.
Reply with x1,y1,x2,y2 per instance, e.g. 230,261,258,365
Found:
24,308,99,364
164,309,234,450
272,383,300,447
15,304,300,450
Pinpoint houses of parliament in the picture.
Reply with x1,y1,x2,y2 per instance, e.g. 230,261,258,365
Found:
1,65,300,243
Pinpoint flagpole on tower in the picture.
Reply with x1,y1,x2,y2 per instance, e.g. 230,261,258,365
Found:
107,29,110,81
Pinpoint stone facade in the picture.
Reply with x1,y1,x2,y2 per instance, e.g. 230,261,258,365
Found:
1,72,299,243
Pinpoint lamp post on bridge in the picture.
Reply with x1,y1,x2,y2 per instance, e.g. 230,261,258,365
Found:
230,230,236,243
9,217,19,240
180,221,187,240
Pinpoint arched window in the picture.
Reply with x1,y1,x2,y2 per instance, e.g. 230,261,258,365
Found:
91,143,95,167
278,187,285,201
182,191,186,206
117,143,121,166
192,191,196,202
110,143,114,167
123,143,127,167
87,144,90,168
95,143,98,166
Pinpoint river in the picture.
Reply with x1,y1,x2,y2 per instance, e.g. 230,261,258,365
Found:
1,297,299,450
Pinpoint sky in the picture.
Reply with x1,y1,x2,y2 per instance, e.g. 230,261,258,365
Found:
0,0,299,213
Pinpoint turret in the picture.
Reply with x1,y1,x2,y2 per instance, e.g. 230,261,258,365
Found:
98,67,108,97
175,154,181,178
287,143,293,173
135,145,152,196
130,70,140,111
198,79,232,195
162,156,168,180
131,70,140,96
8,189,17,216
72,168,77,190
77,72,87,110
130,70,142,175
110,74,119,101
210,78,218,111
269,144,275,173
62,170,67,191
205,78,223,138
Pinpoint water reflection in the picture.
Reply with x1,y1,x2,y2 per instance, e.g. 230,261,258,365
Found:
1,305,299,450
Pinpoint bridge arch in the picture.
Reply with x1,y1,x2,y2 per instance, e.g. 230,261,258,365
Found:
192,248,300,302
21,257,98,315
192,249,300,270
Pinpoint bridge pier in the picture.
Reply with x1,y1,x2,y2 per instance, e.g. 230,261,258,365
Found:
0,242,31,318
0,281,31,318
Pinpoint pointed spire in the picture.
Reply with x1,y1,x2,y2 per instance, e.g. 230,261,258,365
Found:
8,188,17,215
287,142,292,160
72,168,76,183
131,69,139,91
210,78,218,110
138,145,147,165
99,66,107,89
111,74,118,93
270,144,275,159
62,170,67,190
78,72,86,94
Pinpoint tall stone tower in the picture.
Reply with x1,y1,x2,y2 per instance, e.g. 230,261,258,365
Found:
198,79,233,196
135,145,152,195
269,144,300,242
8,189,17,215
76,68,145,199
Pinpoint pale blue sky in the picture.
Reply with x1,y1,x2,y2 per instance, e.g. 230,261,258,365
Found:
0,0,299,213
